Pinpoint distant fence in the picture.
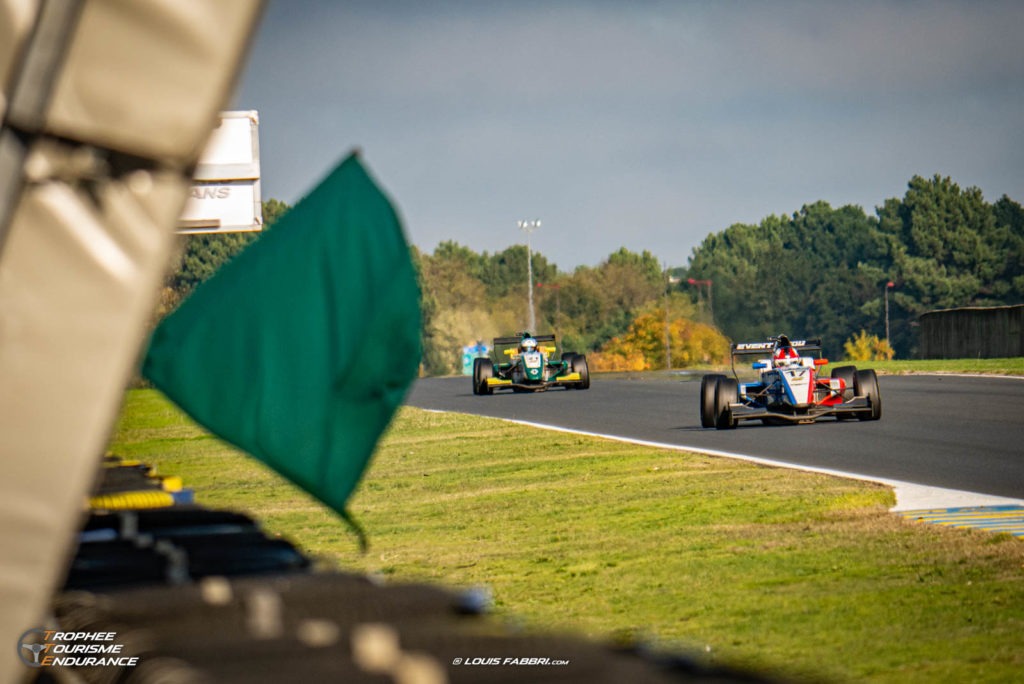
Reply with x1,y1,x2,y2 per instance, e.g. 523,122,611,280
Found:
918,305,1024,359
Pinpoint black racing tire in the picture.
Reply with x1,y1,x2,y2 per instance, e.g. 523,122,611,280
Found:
561,352,580,377
830,365,857,398
714,377,738,429
572,354,590,390
472,357,483,395
474,358,494,396
700,374,726,428
830,365,857,418
853,369,881,421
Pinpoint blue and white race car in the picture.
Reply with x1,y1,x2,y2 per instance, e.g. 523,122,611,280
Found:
700,335,881,429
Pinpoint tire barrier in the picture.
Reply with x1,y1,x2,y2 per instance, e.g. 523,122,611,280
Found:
88,456,194,510
44,457,780,683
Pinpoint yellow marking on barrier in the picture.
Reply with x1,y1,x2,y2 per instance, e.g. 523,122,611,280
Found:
89,491,176,510
104,459,149,471
161,475,184,492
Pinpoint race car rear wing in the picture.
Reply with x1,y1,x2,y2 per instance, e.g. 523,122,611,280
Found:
729,337,823,377
492,333,557,347
730,337,822,355
492,334,559,359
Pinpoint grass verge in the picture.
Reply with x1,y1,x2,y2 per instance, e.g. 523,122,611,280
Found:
111,389,1024,683
828,357,1024,376
697,357,1024,377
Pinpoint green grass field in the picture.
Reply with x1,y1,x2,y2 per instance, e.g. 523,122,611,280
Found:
689,357,1024,379
831,357,1024,376
110,387,1024,683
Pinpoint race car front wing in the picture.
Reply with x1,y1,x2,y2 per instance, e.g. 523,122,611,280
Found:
486,372,582,391
727,396,873,424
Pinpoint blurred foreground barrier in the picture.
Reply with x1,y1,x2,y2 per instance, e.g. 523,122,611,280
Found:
0,3,264,681
31,457,783,683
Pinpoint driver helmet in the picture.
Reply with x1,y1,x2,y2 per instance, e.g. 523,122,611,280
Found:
520,336,538,353
773,335,799,366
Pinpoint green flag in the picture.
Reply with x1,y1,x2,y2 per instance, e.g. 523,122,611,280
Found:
143,152,421,519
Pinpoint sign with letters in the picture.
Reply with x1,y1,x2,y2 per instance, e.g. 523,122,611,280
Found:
179,110,262,234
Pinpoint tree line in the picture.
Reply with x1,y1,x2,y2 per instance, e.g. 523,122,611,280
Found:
163,174,1022,373
414,243,728,374
686,175,1023,358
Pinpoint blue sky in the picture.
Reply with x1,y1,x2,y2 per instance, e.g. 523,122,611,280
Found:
233,1,1024,269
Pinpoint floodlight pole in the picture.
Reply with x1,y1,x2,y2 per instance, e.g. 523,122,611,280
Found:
687,277,714,326
885,280,894,344
664,264,672,370
518,219,540,331
708,279,714,326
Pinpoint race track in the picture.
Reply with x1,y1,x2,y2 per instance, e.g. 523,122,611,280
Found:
405,373,1024,501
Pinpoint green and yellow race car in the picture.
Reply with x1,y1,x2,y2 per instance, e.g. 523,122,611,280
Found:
472,332,590,395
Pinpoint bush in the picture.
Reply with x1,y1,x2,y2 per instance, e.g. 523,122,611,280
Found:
843,330,895,361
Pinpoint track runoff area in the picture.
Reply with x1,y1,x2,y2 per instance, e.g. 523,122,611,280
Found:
411,372,1024,539
481,413,1024,538
485,411,1024,532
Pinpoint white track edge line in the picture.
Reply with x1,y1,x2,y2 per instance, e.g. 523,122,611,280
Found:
419,409,1024,512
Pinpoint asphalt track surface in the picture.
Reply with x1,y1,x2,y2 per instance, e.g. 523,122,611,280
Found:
405,373,1024,501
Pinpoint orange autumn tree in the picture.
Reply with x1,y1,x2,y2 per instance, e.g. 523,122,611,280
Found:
589,294,731,371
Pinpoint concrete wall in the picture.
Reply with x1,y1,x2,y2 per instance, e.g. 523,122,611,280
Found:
918,305,1024,359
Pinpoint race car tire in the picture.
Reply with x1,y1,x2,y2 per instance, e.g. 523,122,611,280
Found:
714,377,738,429
700,374,726,428
561,352,580,374
572,354,591,390
830,365,857,418
562,352,585,386
472,358,484,395
830,365,857,399
853,369,881,421
474,358,495,396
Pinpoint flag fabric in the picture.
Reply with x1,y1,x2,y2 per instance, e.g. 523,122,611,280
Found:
143,152,421,516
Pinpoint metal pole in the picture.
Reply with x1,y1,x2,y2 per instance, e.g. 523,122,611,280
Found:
688,277,713,326
556,286,561,336
687,278,701,315
885,281,893,343
707,279,714,327
527,232,535,331
518,219,540,331
664,266,671,370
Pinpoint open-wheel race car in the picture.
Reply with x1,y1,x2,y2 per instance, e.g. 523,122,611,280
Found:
472,332,590,394
700,335,881,429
